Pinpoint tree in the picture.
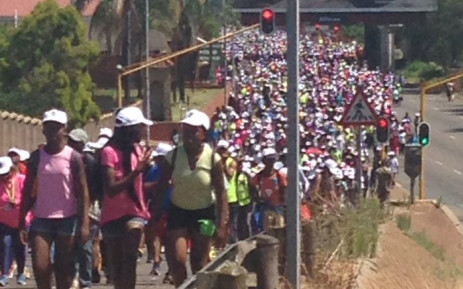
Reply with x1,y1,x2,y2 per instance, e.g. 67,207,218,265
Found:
0,0,101,127
404,0,463,68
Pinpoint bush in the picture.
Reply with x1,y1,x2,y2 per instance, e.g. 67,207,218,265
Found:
340,198,387,258
402,61,445,83
396,213,411,232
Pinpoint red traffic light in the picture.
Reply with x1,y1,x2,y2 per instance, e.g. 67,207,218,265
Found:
262,9,274,21
378,118,388,128
376,117,390,143
260,8,275,35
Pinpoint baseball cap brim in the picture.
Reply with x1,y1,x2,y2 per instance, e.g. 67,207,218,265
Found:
114,118,153,128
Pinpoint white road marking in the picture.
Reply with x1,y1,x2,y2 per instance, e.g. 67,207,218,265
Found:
454,169,462,175
435,161,443,166
450,135,456,140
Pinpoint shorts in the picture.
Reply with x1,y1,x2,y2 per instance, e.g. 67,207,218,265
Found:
29,216,79,237
101,216,146,239
167,204,215,232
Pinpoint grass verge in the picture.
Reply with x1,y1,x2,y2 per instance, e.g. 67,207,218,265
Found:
395,213,446,261
171,88,223,121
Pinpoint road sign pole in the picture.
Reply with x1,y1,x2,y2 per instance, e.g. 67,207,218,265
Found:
356,127,363,199
286,0,301,288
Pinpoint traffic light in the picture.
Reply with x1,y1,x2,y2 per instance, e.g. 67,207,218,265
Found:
376,117,390,143
418,122,430,147
334,25,340,33
260,8,275,35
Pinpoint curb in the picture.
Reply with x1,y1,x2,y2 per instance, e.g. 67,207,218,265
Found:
391,182,463,239
440,205,463,239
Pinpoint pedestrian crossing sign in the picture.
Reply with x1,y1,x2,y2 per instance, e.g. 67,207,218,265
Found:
340,91,378,126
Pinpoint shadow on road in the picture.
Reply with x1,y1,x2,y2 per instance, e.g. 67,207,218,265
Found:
438,108,463,115
445,128,463,133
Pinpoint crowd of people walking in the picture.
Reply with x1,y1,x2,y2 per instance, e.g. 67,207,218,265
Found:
0,28,421,289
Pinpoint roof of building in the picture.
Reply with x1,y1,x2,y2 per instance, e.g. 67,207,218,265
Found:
0,0,101,18
236,0,437,13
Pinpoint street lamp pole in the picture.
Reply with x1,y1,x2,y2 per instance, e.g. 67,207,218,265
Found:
145,0,151,140
222,0,227,105
286,0,301,288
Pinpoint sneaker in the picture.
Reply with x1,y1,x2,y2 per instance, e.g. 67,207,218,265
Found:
91,269,100,284
0,276,8,287
150,262,161,276
17,274,26,285
162,272,174,285
8,263,16,279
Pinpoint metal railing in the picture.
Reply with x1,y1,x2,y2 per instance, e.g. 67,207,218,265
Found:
116,24,259,107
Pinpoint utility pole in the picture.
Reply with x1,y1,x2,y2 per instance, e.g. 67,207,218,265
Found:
286,0,301,288
222,0,227,105
124,7,132,101
145,0,151,140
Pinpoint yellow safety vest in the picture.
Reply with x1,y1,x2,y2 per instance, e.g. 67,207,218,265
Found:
228,172,251,206
226,158,238,203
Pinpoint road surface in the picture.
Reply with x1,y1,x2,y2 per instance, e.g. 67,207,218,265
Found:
18,255,174,289
395,93,463,220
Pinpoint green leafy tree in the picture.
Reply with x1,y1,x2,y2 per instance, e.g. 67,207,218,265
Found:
0,0,100,127
404,0,463,68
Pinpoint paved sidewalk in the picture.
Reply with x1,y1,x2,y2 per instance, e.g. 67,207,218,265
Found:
16,256,175,289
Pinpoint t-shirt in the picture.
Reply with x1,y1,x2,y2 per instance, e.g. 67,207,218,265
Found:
167,144,221,210
34,146,77,219
145,165,172,211
0,173,25,228
252,170,287,208
100,145,150,225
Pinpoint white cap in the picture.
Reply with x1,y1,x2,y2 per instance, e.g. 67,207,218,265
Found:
263,148,278,158
88,136,110,150
99,128,113,138
68,128,89,143
181,109,210,130
115,107,153,128
388,151,395,156
0,157,13,175
43,109,67,125
217,140,229,149
7,147,21,156
274,161,284,171
19,150,30,162
151,143,174,157
83,143,95,153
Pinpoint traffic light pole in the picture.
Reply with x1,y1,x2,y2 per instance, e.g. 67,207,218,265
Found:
286,0,301,288
420,86,425,200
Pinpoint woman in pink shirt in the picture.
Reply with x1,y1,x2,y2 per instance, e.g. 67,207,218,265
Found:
0,156,27,286
100,107,152,289
19,109,90,289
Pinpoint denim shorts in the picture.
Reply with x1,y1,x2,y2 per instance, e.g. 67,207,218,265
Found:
29,216,79,237
101,216,146,239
